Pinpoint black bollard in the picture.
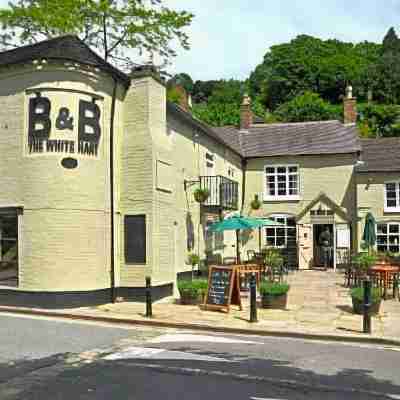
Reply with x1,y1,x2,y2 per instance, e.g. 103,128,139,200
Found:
249,273,258,323
145,276,153,318
363,278,372,334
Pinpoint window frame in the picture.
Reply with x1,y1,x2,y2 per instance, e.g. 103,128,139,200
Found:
376,221,400,254
264,214,297,249
384,181,400,212
124,214,146,264
264,164,300,201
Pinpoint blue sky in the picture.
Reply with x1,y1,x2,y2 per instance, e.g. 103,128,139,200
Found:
1,0,399,80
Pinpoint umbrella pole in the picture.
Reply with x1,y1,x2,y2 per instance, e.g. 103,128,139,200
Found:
259,227,262,253
236,229,240,264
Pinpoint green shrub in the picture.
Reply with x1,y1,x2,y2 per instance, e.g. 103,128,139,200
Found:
264,248,284,269
259,281,290,296
178,279,208,298
352,252,377,272
350,287,381,303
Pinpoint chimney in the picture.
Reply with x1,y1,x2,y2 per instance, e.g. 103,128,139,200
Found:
240,94,253,130
174,85,189,112
343,85,357,125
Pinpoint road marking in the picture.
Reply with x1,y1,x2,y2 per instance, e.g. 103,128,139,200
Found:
103,346,234,362
250,397,286,400
149,333,261,345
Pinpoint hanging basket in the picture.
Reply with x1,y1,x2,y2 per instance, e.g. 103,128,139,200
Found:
194,188,210,203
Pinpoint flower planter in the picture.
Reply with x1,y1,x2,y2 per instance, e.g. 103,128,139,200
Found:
179,292,201,305
261,293,288,309
351,297,381,315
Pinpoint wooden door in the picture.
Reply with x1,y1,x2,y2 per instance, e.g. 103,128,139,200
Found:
298,224,313,270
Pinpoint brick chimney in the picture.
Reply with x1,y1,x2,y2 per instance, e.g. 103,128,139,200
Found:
343,85,357,125
240,94,253,130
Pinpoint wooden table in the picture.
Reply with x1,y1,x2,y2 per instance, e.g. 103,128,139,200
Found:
370,264,400,300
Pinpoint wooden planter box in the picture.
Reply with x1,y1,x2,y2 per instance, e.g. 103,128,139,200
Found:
261,293,288,309
352,297,381,315
179,291,203,305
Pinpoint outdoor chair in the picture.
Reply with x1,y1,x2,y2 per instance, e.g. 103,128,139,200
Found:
247,250,256,262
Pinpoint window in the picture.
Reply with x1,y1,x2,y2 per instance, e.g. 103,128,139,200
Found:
385,182,400,212
264,165,299,200
0,209,19,286
265,215,296,248
205,152,215,176
377,222,400,254
125,215,146,263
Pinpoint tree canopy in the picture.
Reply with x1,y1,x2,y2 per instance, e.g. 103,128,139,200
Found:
0,0,193,68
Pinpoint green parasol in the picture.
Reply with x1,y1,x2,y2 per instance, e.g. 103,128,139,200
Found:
362,212,376,252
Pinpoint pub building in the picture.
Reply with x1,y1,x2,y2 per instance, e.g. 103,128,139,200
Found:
1,36,399,308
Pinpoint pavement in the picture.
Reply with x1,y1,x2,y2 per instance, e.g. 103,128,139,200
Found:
1,270,400,346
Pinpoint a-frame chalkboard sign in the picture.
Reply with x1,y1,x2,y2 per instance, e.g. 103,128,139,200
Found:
204,266,242,313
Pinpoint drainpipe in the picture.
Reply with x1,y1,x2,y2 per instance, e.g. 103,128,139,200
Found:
109,78,117,303
240,158,247,216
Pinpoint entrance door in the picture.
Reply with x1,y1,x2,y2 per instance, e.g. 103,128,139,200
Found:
313,224,334,269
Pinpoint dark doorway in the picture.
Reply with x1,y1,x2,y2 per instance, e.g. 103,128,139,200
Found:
313,224,334,269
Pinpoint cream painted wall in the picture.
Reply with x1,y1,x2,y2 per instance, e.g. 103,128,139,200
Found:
0,63,124,291
356,172,400,251
243,154,357,253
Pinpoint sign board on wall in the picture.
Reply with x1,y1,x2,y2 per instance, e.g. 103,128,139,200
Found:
25,88,103,159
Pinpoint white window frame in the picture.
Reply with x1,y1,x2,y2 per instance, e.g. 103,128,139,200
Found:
376,221,400,254
264,214,297,249
384,181,400,212
264,164,300,201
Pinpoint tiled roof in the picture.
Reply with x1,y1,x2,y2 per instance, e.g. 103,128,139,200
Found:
357,138,400,172
213,120,361,158
0,35,130,87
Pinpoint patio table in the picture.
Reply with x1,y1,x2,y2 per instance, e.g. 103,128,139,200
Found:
370,264,400,300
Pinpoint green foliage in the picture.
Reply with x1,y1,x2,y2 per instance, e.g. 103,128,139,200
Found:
177,279,208,298
249,35,381,109
167,87,184,105
187,253,200,266
0,0,193,67
350,287,381,303
274,92,341,122
167,73,194,94
259,281,290,296
250,197,261,210
352,252,377,272
358,104,400,137
264,248,284,269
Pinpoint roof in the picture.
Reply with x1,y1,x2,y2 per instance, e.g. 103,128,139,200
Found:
0,35,130,88
357,138,400,172
213,120,361,158
166,101,242,157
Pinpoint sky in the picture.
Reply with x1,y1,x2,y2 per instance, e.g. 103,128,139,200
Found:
0,0,399,81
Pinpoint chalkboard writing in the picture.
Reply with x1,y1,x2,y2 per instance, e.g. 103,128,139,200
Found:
204,266,242,312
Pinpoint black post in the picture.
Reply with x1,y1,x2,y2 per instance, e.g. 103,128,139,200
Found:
394,274,399,301
363,278,372,334
146,276,153,318
250,273,258,323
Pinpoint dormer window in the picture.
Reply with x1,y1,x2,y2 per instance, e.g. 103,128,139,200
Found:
384,182,400,212
264,165,300,201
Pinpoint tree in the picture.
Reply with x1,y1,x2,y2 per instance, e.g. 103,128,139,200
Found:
359,104,400,137
249,35,381,109
167,73,194,94
274,92,341,123
0,0,193,68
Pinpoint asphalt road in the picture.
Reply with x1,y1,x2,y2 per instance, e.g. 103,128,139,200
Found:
1,313,400,400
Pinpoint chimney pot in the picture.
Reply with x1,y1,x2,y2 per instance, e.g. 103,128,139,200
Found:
240,94,253,130
343,86,357,125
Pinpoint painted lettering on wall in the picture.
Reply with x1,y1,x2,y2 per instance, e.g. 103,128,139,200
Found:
27,91,102,158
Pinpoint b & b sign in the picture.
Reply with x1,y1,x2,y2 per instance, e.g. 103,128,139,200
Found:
27,90,103,158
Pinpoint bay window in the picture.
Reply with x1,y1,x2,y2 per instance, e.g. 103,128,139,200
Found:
264,165,299,200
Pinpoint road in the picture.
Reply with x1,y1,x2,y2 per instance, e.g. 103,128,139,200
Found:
0,313,400,399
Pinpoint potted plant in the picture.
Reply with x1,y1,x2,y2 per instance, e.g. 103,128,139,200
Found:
177,279,208,305
350,286,382,315
250,195,261,210
260,281,290,309
352,252,377,279
264,248,285,277
187,253,200,279
194,187,209,203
